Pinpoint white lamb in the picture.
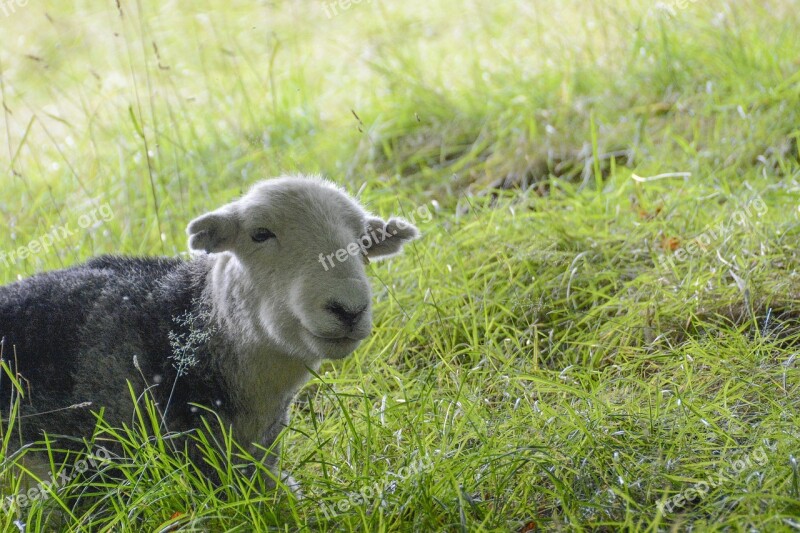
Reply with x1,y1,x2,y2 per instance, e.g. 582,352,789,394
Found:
0,175,420,492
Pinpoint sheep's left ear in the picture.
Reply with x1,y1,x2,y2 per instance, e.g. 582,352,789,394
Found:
187,204,241,253
364,216,420,260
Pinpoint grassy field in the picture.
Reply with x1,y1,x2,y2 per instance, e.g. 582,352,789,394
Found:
1,0,800,530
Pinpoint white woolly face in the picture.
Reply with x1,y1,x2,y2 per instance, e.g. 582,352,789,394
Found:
186,176,419,361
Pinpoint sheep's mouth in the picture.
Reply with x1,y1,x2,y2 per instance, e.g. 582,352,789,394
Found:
306,325,369,343
306,330,363,359
311,333,362,344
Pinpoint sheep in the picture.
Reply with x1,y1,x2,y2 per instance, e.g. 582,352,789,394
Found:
0,175,420,492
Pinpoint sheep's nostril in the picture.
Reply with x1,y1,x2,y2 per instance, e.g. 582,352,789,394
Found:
325,301,367,328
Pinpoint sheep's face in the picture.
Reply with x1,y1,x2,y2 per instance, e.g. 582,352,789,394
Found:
187,176,419,361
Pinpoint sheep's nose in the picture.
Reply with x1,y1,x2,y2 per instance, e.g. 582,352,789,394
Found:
325,301,367,329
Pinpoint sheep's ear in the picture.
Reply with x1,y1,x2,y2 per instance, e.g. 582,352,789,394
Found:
364,216,420,260
187,206,241,253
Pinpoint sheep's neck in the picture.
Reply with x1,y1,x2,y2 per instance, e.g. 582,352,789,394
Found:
204,253,318,445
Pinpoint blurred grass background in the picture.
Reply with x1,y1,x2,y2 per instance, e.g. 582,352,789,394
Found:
1,0,800,530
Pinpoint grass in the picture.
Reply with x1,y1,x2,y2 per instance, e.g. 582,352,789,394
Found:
1,0,800,530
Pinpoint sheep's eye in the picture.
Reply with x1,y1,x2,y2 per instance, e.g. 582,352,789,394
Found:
251,228,276,243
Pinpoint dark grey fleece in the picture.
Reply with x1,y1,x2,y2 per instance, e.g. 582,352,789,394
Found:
0,255,242,458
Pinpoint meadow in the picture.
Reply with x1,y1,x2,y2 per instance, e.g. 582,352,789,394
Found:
1,0,800,530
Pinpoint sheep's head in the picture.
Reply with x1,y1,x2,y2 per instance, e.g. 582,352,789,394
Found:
186,176,419,360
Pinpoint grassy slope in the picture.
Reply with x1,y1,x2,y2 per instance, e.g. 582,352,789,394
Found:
1,0,800,530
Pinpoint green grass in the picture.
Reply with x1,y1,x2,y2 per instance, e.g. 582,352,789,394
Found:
1,0,800,530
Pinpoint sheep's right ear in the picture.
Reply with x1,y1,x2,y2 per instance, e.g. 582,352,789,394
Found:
187,205,241,253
